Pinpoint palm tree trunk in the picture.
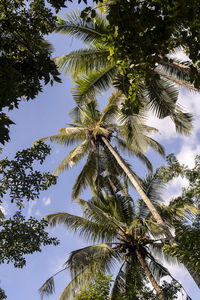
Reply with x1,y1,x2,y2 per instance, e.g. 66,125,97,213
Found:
101,136,200,288
155,69,198,91
101,136,174,241
135,249,166,300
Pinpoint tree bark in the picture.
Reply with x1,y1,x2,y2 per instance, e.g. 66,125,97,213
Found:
101,136,200,288
135,249,166,300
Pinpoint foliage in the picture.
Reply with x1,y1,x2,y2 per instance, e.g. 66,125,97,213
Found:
0,0,62,144
55,10,193,134
0,142,59,268
0,113,15,145
0,287,7,300
39,180,186,299
0,142,57,208
0,211,59,268
156,154,200,276
81,0,200,89
74,272,112,300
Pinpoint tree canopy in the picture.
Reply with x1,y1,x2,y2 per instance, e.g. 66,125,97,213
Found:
0,0,61,144
0,143,58,274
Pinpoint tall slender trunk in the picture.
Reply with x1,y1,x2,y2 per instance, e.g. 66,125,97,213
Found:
155,69,198,91
101,136,174,241
135,249,166,300
101,136,200,288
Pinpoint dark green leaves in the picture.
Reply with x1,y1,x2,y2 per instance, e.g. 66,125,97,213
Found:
0,0,62,144
0,211,59,268
0,142,57,208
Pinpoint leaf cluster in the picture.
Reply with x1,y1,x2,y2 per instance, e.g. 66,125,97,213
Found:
0,142,57,208
0,0,62,144
0,143,59,270
155,154,200,274
97,0,200,89
0,287,7,300
0,211,59,268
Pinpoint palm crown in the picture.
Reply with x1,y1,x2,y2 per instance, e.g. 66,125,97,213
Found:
39,175,185,300
36,94,165,199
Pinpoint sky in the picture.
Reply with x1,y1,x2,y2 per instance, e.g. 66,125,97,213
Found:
1,3,200,300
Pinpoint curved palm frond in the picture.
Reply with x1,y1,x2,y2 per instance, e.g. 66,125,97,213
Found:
54,47,110,79
109,263,126,300
55,10,108,44
53,140,89,176
72,65,116,105
144,77,178,119
144,136,165,157
46,211,117,243
71,151,97,199
67,244,120,276
78,198,125,232
171,107,193,136
100,93,122,123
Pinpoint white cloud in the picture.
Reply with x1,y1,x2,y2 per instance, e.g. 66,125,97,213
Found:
42,196,51,206
148,115,179,141
162,176,189,204
35,209,42,217
177,144,200,167
27,200,37,218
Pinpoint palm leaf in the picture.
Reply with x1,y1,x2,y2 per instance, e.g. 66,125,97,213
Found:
67,244,120,276
109,263,126,300
55,10,107,43
46,211,116,243
78,199,125,232
171,107,193,135
72,65,116,105
71,151,97,199
144,77,178,119
54,47,110,79
53,140,89,176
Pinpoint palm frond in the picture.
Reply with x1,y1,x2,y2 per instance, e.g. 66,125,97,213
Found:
158,58,192,83
109,263,126,300
144,77,178,119
134,152,153,172
144,136,165,157
67,244,120,276
171,107,193,136
55,10,108,43
100,91,122,123
39,276,55,299
71,151,97,199
72,65,116,105
54,47,110,79
53,140,89,176
58,268,93,300
78,199,125,232
147,253,172,281
46,211,116,243
39,268,65,299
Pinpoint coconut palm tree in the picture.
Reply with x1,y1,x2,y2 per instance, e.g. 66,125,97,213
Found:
39,179,183,300
35,93,165,200
54,10,193,136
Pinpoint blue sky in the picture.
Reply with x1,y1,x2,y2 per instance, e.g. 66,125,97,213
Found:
1,4,200,300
